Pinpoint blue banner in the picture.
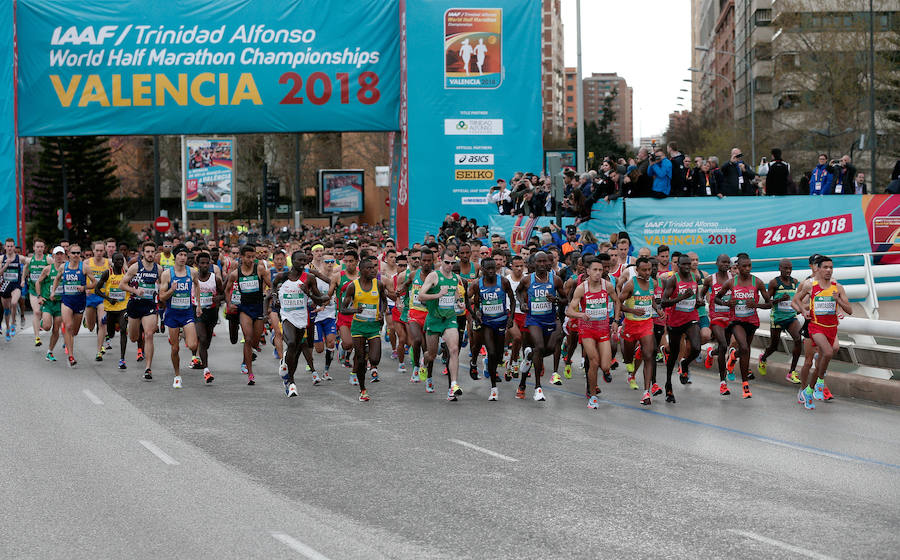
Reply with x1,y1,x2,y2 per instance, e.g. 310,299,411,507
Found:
0,2,14,242
625,197,871,264
400,0,543,245
17,0,400,135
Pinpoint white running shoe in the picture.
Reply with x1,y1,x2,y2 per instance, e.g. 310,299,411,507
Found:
322,370,333,381
519,347,533,374
409,372,420,383
488,387,498,401
398,363,407,373
587,395,599,409
172,375,182,389
533,387,546,401
287,383,298,398
349,374,359,386
312,372,321,385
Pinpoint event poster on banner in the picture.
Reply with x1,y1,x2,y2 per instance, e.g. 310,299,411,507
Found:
319,170,364,214
16,0,400,135
185,138,234,211
401,0,543,245
625,197,871,264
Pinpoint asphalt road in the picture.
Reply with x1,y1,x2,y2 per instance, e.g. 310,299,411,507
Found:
2,322,898,559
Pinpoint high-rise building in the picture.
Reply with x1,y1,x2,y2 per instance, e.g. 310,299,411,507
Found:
564,66,578,136
541,0,565,141
582,73,634,148
693,0,735,121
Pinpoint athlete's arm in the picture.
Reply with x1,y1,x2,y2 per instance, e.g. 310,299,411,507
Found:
618,279,640,319
752,276,772,308
338,281,358,315
552,274,567,302
565,283,587,320
49,265,62,299
714,278,735,308
84,270,96,291
515,276,530,313
158,269,174,301
467,281,480,323
767,278,782,302
35,265,50,303
835,283,853,314
660,275,684,307
791,280,812,317
377,279,388,319
501,277,516,327
305,273,330,306
95,270,112,301
214,274,224,308
259,262,272,291
119,263,140,296
417,271,444,301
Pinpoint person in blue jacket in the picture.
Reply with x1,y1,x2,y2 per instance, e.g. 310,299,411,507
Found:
809,154,834,195
647,148,672,198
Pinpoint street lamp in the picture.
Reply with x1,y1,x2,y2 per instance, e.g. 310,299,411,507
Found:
688,67,736,123
695,44,755,165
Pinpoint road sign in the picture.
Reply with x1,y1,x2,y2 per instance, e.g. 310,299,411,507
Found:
154,216,171,233
64,212,72,229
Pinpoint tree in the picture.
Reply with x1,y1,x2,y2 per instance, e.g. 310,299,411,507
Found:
569,87,628,168
28,137,134,246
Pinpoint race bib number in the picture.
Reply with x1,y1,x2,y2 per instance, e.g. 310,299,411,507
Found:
359,303,377,320
586,303,607,321
239,278,259,292
64,283,80,294
777,299,793,312
814,299,836,315
4,271,18,282
439,294,455,309
139,282,156,300
280,292,303,311
482,302,503,316
230,289,241,305
109,288,125,301
734,301,752,317
531,299,552,314
198,292,213,308
170,296,191,309
675,296,695,312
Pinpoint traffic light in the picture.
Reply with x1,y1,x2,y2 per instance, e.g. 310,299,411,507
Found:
265,180,279,208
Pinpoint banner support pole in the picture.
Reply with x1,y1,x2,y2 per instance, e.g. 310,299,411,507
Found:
180,135,188,236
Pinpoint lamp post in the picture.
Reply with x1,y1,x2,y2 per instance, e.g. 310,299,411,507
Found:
575,0,585,173
868,0,877,190
688,67,736,126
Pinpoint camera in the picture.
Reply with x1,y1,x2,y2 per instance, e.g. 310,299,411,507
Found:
649,153,657,162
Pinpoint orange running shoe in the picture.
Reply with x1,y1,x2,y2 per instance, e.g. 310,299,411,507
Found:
742,382,752,399
515,387,526,399
822,386,834,401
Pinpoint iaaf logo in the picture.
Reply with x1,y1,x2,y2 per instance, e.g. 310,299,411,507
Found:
454,153,495,165
51,26,119,45
444,119,503,136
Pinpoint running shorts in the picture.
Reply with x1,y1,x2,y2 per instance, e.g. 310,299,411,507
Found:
699,315,710,329
514,312,526,331
425,314,456,336
773,316,798,330
164,308,196,329
337,312,353,329
237,303,264,321
42,299,62,318
61,294,86,315
196,307,219,325
525,317,557,339
391,306,404,323
579,326,610,344
127,299,157,318
351,320,382,340
409,309,427,328
730,320,758,342
86,293,104,308
314,317,337,343
808,323,837,348
622,319,653,342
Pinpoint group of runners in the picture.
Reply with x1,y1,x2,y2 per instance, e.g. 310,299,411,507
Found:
0,227,850,411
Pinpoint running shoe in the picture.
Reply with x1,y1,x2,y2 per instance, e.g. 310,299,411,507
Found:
358,389,370,402
442,366,448,376
504,370,512,382
287,383,298,398
515,387,526,399
651,382,662,396
241,363,249,375
625,361,635,374
418,365,428,382
488,387,498,401
704,347,714,369
68,355,77,367
425,377,435,393
469,362,479,380
786,370,800,384
610,358,618,370
564,362,572,379
661,346,670,364
99,346,106,356
247,372,255,385
322,370,333,382
349,374,359,386
757,354,767,376
627,376,639,390
719,381,730,396
390,350,398,360
480,346,487,356
34,336,41,347
747,371,755,380
451,382,463,397
312,372,322,385
510,363,520,379
602,370,612,383
384,332,390,343
550,372,562,385
273,347,280,360
665,388,676,403
533,387,546,401
95,351,103,362
105,339,112,351
481,357,489,379
519,348,533,375
461,329,468,348
447,387,458,402
655,351,664,363
822,386,834,401
802,389,815,410
797,389,805,404
410,372,420,383
136,348,144,362
118,359,126,370
10,324,16,337
678,363,689,385
143,368,152,381
725,347,737,378
741,382,752,399
587,395,599,409
641,391,651,406
371,369,380,383
398,362,407,373
46,351,56,362
203,369,214,383
305,364,311,373
173,375,182,389
190,356,202,369
5,330,11,342
813,381,824,401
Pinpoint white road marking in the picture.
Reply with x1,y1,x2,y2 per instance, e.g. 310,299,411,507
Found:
270,531,332,560
138,440,180,465
729,530,838,560
82,389,104,405
449,438,518,462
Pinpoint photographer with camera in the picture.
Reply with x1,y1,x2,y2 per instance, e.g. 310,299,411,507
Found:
646,148,672,198
830,155,857,195
487,179,513,215
718,148,756,196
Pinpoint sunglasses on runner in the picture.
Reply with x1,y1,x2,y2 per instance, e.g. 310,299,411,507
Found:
443,260,454,265
70,251,81,255
324,259,335,263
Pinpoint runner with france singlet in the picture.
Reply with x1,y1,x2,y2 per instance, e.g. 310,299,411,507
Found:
618,257,662,405
715,253,771,399
468,257,516,401
566,256,619,409
791,255,851,410
0,238,22,341
309,247,339,381
757,258,802,384
659,254,702,404
387,252,410,377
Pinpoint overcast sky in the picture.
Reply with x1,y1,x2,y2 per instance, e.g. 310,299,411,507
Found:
561,0,692,146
